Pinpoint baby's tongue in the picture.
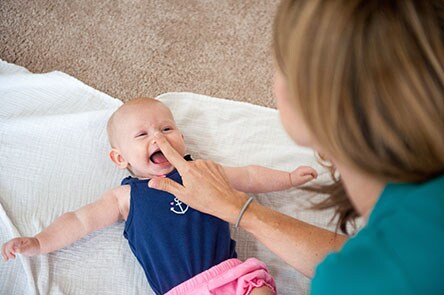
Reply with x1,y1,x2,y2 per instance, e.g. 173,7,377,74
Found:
151,151,168,164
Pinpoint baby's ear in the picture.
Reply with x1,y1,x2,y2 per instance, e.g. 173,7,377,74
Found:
109,149,128,169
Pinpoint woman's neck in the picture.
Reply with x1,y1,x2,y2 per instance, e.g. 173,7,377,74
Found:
337,163,385,221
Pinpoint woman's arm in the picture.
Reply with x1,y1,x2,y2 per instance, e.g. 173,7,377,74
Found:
148,133,347,277
240,200,346,277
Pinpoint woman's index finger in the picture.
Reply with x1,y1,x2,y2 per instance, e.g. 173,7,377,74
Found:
154,133,188,172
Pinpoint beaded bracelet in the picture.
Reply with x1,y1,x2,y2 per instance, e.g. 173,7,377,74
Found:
234,196,254,228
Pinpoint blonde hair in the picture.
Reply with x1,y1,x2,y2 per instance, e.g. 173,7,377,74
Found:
274,0,444,232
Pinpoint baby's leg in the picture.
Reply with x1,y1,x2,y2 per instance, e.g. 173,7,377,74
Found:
249,285,274,295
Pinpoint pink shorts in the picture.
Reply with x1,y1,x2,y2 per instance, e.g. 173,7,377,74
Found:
165,258,276,295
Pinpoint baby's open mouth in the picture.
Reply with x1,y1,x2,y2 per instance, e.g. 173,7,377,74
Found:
150,151,168,164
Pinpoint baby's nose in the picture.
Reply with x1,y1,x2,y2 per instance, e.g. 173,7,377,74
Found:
151,132,161,145
152,131,161,142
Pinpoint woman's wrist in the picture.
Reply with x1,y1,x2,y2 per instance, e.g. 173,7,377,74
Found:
234,195,264,230
234,196,255,228
218,191,250,225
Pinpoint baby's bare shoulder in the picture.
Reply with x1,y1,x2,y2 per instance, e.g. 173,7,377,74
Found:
108,185,131,220
111,184,130,195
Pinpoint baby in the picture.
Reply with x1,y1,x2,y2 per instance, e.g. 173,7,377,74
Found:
2,98,317,295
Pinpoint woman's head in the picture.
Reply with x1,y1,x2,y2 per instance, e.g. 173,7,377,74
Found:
274,0,444,184
273,0,444,232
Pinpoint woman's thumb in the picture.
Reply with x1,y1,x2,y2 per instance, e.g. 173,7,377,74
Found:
148,177,183,196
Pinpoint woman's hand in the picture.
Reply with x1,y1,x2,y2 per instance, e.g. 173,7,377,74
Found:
148,133,249,224
149,133,347,277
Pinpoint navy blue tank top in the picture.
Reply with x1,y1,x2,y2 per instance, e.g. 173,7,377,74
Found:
122,161,237,294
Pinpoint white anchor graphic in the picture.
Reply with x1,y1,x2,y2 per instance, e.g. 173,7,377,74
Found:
170,198,189,214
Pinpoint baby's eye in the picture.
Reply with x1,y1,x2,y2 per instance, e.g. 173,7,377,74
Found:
161,127,173,133
135,132,147,138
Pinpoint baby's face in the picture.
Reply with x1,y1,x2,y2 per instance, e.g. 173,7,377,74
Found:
111,101,186,179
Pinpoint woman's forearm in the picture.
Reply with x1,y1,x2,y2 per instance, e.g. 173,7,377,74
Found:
239,200,347,278
147,137,343,276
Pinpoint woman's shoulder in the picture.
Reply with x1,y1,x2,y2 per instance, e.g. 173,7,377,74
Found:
311,174,444,294
371,173,444,228
311,231,412,294
312,222,443,294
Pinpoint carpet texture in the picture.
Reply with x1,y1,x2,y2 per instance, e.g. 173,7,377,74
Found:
0,0,279,107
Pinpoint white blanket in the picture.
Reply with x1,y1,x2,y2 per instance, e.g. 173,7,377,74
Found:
0,59,336,294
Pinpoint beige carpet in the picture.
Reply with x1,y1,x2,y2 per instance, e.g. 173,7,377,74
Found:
0,0,279,107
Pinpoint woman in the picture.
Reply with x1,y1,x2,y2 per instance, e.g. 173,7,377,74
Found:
149,0,444,293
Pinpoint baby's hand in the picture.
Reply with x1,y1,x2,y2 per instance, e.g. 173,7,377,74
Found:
2,237,40,261
290,166,318,187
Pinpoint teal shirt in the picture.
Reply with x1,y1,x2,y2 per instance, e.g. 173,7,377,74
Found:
311,174,444,294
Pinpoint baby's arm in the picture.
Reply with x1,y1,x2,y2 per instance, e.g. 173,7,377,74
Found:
224,165,317,194
1,187,126,261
